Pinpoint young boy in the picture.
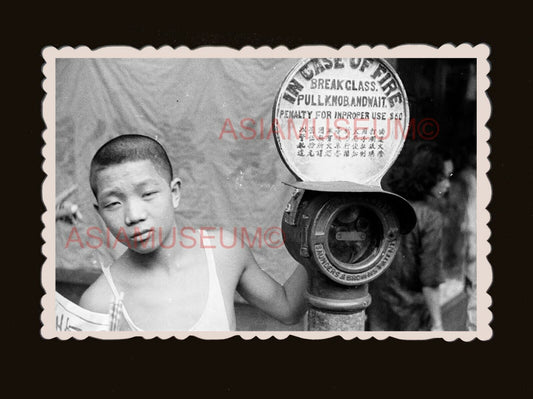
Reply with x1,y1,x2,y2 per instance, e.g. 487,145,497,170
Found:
79,134,308,331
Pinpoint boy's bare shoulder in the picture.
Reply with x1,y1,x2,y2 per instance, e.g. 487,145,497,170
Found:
207,228,255,272
79,273,115,314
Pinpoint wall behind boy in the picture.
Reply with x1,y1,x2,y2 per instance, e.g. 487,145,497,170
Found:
55,57,476,295
56,58,301,286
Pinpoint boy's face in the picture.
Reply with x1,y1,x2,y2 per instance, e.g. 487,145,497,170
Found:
93,160,180,253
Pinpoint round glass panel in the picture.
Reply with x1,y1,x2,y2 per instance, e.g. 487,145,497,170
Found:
326,204,384,265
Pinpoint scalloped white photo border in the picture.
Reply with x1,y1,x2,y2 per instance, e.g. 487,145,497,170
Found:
41,44,492,341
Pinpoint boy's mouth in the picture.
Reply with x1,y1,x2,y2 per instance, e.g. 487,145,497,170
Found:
131,229,154,242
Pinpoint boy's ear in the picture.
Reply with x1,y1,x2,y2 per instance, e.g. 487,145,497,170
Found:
170,178,181,208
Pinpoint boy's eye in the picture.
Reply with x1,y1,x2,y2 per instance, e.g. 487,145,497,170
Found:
143,191,158,198
104,201,120,209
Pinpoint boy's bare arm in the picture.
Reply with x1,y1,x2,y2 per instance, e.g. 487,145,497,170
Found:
235,245,308,325
79,277,114,314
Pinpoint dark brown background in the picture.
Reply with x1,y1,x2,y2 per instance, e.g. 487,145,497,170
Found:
13,24,523,396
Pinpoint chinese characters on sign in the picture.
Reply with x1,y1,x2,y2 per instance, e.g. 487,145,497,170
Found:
273,58,409,186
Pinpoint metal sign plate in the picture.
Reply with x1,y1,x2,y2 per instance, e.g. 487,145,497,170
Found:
273,58,409,187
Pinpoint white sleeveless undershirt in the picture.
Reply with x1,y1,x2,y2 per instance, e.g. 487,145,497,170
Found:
101,236,232,331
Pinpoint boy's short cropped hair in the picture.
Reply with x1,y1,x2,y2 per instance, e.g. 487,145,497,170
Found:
89,134,173,196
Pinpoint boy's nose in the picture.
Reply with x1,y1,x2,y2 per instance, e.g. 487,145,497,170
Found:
124,200,147,226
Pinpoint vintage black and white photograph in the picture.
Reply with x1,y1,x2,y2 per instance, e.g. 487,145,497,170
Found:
42,45,490,339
